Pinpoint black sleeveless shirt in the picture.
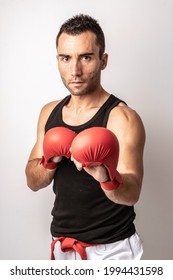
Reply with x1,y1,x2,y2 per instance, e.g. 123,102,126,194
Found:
45,94,136,244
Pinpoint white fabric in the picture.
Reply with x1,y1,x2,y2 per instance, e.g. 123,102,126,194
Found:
52,232,143,260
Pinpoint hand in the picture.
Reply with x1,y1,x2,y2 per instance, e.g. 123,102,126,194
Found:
71,155,109,182
41,127,76,169
50,156,63,163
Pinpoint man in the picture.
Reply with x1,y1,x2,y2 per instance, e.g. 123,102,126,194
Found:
25,14,145,260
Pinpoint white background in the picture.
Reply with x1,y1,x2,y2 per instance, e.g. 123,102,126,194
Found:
0,0,173,260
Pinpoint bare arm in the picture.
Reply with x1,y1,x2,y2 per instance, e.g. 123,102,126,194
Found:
25,158,56,191
25,101,60,191
104,104,146,205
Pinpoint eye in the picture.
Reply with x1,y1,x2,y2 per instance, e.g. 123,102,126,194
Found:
59,55,70,62
62,56,69,62
81,55,91,61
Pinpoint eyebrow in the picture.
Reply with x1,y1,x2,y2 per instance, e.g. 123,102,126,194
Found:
79,52,94,56
58,52,94,57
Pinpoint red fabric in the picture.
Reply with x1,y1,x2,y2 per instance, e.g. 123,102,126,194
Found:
101,170,123,190
51,237,95,260
40,156,57,170
71,127,120,181
41,127,77,169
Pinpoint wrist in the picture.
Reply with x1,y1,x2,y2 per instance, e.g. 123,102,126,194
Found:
100,170,123,191
40,156,57,170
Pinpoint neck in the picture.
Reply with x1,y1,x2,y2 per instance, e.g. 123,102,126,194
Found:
68,87,110,112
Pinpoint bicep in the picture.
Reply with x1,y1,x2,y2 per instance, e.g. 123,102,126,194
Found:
108,107,146,181
28,105,50,161
28,123,45,161
27,100,61,161
118,139,144,179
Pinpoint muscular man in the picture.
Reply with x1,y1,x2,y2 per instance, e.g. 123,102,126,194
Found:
25,14,145,260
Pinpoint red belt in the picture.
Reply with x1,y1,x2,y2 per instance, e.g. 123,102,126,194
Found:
51,237,95,260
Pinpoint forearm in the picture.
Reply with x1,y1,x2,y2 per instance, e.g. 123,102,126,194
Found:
25,158,56,191
101,173,142,206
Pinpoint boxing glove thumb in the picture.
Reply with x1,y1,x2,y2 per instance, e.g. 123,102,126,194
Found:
71,127,122,190
41,127,77,169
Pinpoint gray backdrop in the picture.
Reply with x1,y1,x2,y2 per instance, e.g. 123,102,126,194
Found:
0,0,173,259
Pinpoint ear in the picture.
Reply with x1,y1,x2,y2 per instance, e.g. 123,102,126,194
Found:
101,53,108,70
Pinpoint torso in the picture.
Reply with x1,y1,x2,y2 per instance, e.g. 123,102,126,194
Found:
48,93,127,127
44,94,136,244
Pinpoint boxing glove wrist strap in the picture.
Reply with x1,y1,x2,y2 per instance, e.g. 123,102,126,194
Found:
100,171,123,191
40,156,57,170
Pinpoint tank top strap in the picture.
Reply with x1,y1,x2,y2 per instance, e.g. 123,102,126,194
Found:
102,95,127,127
45,95,71,133
57,95,71,109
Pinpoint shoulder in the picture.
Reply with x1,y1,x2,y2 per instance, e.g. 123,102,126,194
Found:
107,103,146,144
36,99,63,131
108,102,143,125
40,100,61,115
39,99,62,121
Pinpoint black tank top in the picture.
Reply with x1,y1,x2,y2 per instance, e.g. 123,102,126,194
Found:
45,94,136,244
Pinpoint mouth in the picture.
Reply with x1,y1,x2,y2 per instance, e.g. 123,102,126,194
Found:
70,81,84,84
69,81,85,87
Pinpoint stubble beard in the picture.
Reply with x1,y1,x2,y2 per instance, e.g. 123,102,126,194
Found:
61,72,101,97
64,82,98,97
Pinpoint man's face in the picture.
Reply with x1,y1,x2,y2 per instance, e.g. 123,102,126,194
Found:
56,31,107,96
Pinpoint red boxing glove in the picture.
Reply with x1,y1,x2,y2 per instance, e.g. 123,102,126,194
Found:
71,127,122,190
41,127,77,169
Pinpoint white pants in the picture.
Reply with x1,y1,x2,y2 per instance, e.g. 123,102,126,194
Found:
52,232,143,260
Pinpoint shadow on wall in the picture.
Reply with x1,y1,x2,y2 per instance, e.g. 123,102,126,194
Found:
135,117,173,260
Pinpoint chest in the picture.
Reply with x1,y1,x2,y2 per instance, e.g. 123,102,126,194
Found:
62,106,100,126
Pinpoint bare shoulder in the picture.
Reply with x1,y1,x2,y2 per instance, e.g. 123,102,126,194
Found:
37,99,63,140
107,102,146,144
108,102,143,125
38,99,62,125
27,99,63,160
40,99,61,118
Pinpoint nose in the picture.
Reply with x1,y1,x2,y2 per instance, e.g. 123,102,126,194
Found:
71,59,82,77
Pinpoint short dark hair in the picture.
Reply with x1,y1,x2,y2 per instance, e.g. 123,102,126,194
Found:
56,14,105,58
